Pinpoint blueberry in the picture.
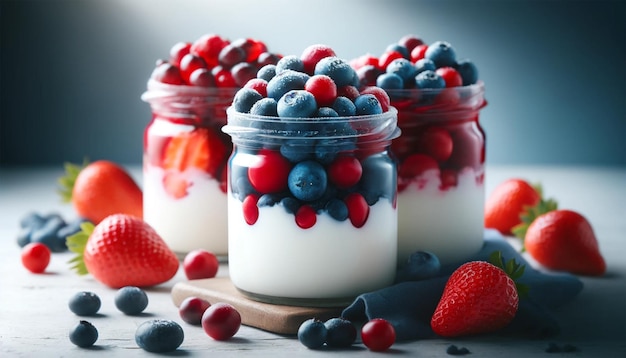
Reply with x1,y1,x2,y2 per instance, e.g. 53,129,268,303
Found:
395,251,441,283
386,58,416,83
385,43,410,59
331,96,356,117
316,107,339,117
135,319,184,353
233,87,263,113
456,59,479,86
415,70,446,89
359,153,396,205
414,58,436,74
277,90,317,118
30,215,67,252
69,291,101,316
376,72,404,91
115,286,148,315
69,320,98,348
266,69,309,101
288,161,328,202
315,138,356,165
425,40,457,68
250,97,278,117
58,217,89,242
354,94,383,115
325,198,348,221
275,55,305,74
280,139,315,162
280,197,300,214
297,318,327,349
324,317,357,348
446,344,470,355
19,211,46,229
257,193,282,207
257,64,277,82
314,56,356,87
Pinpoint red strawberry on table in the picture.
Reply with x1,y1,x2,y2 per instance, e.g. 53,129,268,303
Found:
484,178,546,236
517,209,606,276
67,214,179,288
431,255,522,337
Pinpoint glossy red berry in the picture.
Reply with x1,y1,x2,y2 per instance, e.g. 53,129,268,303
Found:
191,34,229,68
150,62,184,85
201,302,241,341
295,205,317,229
378,51,404,71
243,78,268,97
179,54,207,84
418,127,453,162
436,67,463,88
248,149,291,194
398,35,424,53
188,68,215,87
169,42,191,67
183,249,219,280
399,153,439,179
360,86,391,112
179,296,211,325
361,318,396,351
242,194,260,225
410,44,428,63
305,75,337,107
344,192,370,228
301,44,336,75
21,242,51,273
328,156,362,189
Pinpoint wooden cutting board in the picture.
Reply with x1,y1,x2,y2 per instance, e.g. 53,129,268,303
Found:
171,277,345,335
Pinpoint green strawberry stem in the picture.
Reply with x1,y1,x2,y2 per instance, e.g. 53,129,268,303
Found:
489,251,529,298
57,158,89,203
511,183,558,250
66,221,96,275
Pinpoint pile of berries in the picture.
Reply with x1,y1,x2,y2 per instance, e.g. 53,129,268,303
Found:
227,44,398,229
18,212,89,253
298,316,395,352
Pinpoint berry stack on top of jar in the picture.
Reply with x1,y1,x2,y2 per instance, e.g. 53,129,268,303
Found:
351,35,488,266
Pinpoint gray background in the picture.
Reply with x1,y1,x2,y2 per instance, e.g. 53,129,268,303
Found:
1,0,625,167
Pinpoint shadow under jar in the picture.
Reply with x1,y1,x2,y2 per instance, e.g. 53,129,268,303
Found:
223,107,400,307
388,82,487,266
142,79,238,259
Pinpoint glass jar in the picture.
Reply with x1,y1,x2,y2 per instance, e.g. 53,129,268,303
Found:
141,79,238,258
388,82,487,265
222,107,400,307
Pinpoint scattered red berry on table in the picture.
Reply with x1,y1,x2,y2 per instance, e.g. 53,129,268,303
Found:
179,296,211,325
201,302,241,341
183,249,219,280
361,318,396,351
21,242,51,273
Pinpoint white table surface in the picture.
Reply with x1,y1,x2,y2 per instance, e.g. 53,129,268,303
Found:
1,165,625,357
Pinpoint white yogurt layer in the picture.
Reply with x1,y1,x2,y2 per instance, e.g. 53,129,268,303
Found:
397,167,484,265
143,165,228,256
228,197,397,301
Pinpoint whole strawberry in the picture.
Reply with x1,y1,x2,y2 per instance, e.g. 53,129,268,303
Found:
58,160,143,224
67,214,179,288
484,178,542,235
522,210,606,276
431,259,519,337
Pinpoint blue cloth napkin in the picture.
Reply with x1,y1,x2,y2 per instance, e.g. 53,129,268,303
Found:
342,230,584,341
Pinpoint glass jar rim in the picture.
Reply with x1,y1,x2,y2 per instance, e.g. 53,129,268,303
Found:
141,79,240,103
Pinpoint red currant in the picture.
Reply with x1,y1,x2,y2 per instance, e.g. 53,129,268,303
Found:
344,192,370,228
188,68,215,87
183,249,219,280
410,44,428,63
361,318,396,351
218,43,246,68
179,54,207,84
191,34,229,68
295,205,317,229
300,44,336,75
169,42,191,67
378,51,404,71
360,86,391,112
201,302,241,341
243,78,268,97
150,62,184,85
398,35,424,53
179,296,211,325
305,75,337,107
436,67,463,88
417,127,453,162
328,155,362,189
21,242,51,273
242,194,260,225
248,149,291,194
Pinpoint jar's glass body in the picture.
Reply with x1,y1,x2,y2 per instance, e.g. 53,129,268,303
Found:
389,83,487,265
223,108,400,307
142,80,238,257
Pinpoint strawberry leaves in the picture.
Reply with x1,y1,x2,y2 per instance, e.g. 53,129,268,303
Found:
511,183,558,245
489,250,529,298
66,221,96,276
57,158,89,203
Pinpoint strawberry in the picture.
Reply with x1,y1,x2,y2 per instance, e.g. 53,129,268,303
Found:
67,214,179,288
162,127,227,178
58,160,143,224
431,252,524,337
515,209,606,276
484,178,545,235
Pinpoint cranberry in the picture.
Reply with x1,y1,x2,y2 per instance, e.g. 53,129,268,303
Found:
183,249,219,280
214,71,237,88
360,86,391,112
378,51,404,71
150,62,184,85
305,75,337,107
242,194,260,225
436,67,463,88
191,34,229,68
21,242,51,273
417,127,453,162
256,52,282,67
244,78,268,97
300,44,336,75
440,169,458,190
344,192,370,228
410,44,428,63
248,149,291,194
398,35,424,53
231,38,267,63
218,43,246,68
399,153,439,179
169,42,191,67
231,62,258,87
201,302,241,341
361,318,396,351
337,85,360,101
179,296,211,325
328,155,362,189
295,205,316,229
179,54,207,84
188,68,215,87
